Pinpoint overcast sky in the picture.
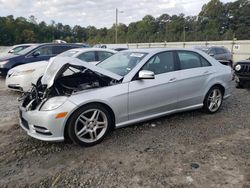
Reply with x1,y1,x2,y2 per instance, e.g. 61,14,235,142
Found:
0,0,236,28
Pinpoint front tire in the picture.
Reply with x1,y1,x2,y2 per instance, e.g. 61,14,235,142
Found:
203,86,223,114
67,104,112,147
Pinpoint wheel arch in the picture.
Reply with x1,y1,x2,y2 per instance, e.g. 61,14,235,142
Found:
63,102,116,140
211,84,225,95
204,83,225,101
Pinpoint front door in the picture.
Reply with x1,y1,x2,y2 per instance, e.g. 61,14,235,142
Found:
25,46,54,63
128,51,179,121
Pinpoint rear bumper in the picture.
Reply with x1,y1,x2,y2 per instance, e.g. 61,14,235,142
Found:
224,81,233,99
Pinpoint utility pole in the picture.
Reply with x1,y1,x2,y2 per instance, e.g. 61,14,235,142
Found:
115,8,123,44
115,8,118,44
183,25,186,42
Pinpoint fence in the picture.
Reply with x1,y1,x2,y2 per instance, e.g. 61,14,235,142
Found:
107,40,250,62
0,46,10,54
1,40,250,61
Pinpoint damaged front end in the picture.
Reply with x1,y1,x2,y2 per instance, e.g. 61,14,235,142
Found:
19,57,122,111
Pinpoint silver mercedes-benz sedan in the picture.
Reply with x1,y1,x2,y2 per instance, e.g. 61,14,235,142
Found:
19,48,232,147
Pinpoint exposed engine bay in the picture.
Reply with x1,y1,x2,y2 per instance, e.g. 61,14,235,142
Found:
20,65,121,111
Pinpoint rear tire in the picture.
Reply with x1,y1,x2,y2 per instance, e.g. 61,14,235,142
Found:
203,86,223,114
67,104,112,147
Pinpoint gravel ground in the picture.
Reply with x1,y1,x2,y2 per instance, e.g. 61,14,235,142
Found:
0,77,249,188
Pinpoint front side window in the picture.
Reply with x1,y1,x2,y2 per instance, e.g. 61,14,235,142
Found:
142,51,175,75
33,46,53,56
77,51,96,62
97,52,147,76
178,51,210,70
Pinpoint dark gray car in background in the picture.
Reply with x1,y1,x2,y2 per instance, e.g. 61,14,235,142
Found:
195,46,233,67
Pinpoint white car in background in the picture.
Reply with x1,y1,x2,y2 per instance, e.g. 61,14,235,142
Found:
5,48,116,91
8,43,36,54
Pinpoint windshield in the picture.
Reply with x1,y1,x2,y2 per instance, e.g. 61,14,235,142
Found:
97,51,147,76
15,45,39,55
57,50,79,57
11,46,29,54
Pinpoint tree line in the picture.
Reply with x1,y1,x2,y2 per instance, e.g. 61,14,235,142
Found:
0,0,249,46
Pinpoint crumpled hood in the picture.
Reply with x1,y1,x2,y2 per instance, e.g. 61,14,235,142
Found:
41,57,123,88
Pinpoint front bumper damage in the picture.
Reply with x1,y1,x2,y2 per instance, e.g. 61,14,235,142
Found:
19,100,77,142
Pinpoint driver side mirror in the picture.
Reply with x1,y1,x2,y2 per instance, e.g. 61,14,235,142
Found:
8,49,14,53
33,51,40,57
138,70,155,79
208,53,214,57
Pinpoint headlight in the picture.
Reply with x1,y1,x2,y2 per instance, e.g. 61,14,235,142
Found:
235,64,241,71
0,60,9,68
40,96,68,111
11,69,35,77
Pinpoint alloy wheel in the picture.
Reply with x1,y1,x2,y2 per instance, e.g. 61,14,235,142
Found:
74,109,108,143
207,89,222,112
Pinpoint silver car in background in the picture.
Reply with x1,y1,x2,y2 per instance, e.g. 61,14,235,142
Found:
19,48,232,147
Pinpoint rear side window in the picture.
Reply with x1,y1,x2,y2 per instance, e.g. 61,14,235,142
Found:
97,51,114,61
77,51,96,62
201,56,211,67
53,45,72,55
177,51,211,70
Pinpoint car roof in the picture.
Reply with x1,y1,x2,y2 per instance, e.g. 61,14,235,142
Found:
209,46,227,49
13,43,36,47
123,48,203,54
37,43,83,46
13,43,84,56
68,47,117,53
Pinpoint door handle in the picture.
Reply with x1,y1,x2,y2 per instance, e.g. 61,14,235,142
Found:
169,77,176,82
203,71,209,75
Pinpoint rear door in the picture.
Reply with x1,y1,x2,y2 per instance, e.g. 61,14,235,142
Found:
128,51,180,120
175,50,214,108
